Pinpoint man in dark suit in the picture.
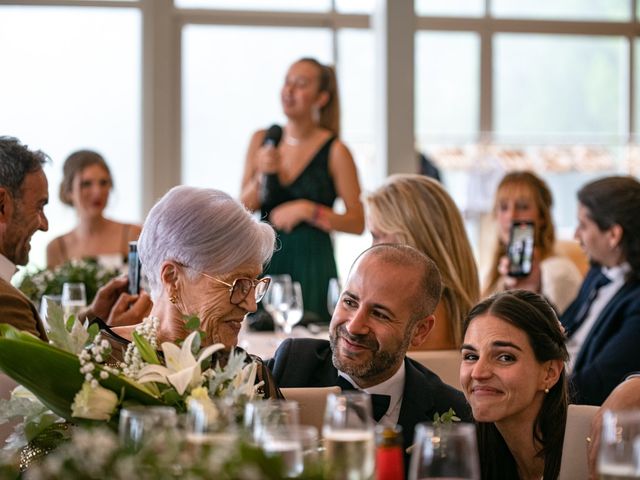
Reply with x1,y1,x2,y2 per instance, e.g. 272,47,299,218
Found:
268,244,470,455
561,176,640,406
0,137,149,339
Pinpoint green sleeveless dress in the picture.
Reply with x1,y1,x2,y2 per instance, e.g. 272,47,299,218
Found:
261,136,338,324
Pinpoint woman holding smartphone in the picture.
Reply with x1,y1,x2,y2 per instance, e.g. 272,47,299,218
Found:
483,171,582,314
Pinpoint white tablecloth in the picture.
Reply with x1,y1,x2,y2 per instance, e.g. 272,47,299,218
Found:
237,324,329,361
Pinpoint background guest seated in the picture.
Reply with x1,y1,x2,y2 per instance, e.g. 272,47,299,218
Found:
267,244,471,457
106,186,280,397
240,57,364,324
0,137,149,339
46,150,141,270
461,290,567,480
364,174,479,350
561,176,640,405
483,171,583,314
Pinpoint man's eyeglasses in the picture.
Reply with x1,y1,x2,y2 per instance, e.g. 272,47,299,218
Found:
198,271,271,306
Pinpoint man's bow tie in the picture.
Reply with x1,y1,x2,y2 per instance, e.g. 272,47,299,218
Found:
335,376,391,422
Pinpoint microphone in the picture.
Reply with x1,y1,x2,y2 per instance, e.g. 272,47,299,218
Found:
260,124,283,206
262,124,283,148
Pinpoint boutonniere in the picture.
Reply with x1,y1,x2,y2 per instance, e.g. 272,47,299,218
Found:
406,408,461,454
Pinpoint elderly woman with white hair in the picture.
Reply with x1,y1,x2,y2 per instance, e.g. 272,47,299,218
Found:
100,185,280,397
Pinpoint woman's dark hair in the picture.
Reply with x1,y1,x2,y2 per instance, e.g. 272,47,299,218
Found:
463,290,569,480
59,149,113,206
297,57,341,136
577,175,640,280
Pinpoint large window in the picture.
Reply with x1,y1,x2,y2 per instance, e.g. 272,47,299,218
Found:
4,0,640,277
181,25,332,197
0,5,142,270
494,34,628,142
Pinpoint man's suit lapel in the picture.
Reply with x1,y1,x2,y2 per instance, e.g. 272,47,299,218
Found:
573,281,632,371
397,358,434,449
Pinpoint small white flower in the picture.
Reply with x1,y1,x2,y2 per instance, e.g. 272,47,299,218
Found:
71,382,118,421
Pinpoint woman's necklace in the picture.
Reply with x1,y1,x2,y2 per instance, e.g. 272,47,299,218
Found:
284,135,300,146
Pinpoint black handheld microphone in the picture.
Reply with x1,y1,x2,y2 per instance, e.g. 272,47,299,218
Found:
262,124,283,147
261,124,283,205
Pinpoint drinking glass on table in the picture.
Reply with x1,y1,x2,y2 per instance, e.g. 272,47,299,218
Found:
185,396,238,447
245,399,300,445
408,422,480,480
61,282,86,319
597,410,640,479
281,282,303,335
262,274,292,334
119,405,177,451
322,392,375,480
327,277,341,316
260,424,319,478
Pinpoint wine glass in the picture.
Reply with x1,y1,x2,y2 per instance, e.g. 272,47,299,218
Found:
260,424,318,478
327,277,341,316
185,396,238,447
244,399,300,445
118,406,177,451
61,282,86,320
408,422,480,480
322,392,375,479
281,282,303,335
262,274,292,334
597,410,640,478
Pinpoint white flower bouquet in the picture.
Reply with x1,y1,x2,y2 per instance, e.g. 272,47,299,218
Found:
0,309,265,466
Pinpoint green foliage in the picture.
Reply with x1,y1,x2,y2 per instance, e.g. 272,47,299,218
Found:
132,331,161,365
17,258,119,304
11,425,318,479
0,331,163,423
432,407,461,425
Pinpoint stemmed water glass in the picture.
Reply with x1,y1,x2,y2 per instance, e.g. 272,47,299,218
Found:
327,277,341,316
118,406,177,451
597,410,640,478
281,282,303,335
61,282,86,319
262,274,292,334
408,422,480,480
322,392,376,479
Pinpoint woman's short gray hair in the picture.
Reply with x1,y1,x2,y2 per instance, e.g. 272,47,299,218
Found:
138,186,276,299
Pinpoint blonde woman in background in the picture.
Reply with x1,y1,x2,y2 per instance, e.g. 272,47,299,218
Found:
46,150,141,270
364,174,479,350
483,171,582,314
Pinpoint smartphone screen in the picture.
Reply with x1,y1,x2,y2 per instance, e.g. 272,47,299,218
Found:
128,241,141,295
507,221,535,277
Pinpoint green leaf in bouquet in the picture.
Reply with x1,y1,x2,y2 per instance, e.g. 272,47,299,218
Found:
0,337,163,424
0,324,44,345
87,322,99,343
132,331,161,365
184,315,200,332
160,388,182,407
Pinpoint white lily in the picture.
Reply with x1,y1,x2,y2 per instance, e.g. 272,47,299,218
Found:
136,331,224,396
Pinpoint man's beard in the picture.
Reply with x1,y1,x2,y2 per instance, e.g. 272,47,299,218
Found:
330,325,410,381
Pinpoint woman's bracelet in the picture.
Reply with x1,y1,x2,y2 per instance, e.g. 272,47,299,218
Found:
311,204,321,224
